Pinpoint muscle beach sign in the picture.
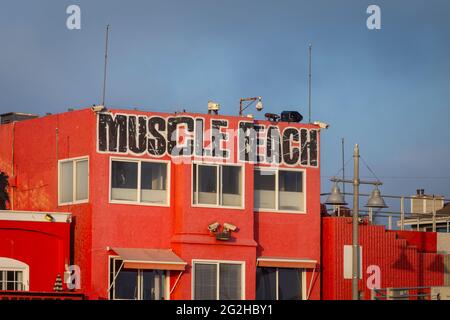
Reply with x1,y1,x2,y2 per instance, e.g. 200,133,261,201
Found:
97,113,318,167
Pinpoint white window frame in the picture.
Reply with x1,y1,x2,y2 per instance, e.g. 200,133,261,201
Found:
0,257,29,291
191,162,245,209
58,156,89,206
109,157,171,207
256,267,306,300
191,259,245,300
254,166,307,214
108,256,170,300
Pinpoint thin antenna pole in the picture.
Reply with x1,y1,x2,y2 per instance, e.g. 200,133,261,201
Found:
308,44,312,123
342,138,345,201
102,25,110,107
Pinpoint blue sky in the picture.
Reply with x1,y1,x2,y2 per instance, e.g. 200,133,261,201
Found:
1,0,449,208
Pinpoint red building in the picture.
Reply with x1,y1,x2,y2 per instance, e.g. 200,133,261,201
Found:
0,210,84,299
0,108,322,300
322,217,450,300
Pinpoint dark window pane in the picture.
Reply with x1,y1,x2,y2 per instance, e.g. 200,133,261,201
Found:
197,165,218,205
114,261,138,300
141,163,166,190
254,170,275,190
254,170,276,209
279,171,302,192
279,171,304,211
194,264,217,300
6,282,14,291
193,164,197,204
221,166,242,206
6,271,14,282
256,267,276,300
141,162,167,204
142,270,165,300
219,264,241,300
278,268,302,300
111,161,138,201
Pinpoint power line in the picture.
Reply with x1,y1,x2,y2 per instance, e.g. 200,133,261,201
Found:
321,175,450,180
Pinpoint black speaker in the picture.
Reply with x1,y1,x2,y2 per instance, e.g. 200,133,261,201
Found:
280,111,303,123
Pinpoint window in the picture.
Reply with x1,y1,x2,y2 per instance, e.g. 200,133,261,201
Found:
109,258,166,300
110,159,169,205
58,157,89,205
0,270,24,291
254,168,305,212
0,258,29,291
193,164,243,207
193,261,243,300
256,267,303,300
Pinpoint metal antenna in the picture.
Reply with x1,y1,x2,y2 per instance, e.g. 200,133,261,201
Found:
342,137,345,201
102,25,110,107
308,44,312,123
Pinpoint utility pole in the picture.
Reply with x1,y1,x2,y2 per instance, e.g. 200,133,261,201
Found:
308,44,312,123
342,138,345,202
102,25,110,107
352,144,360,300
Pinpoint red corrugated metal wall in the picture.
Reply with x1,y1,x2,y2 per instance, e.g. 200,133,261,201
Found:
322,217,444,300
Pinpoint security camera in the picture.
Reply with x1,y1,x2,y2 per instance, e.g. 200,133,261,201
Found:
313,121,329,129
223,223,237,232
208,222,220,233
91,105,106,113
255,97,263,111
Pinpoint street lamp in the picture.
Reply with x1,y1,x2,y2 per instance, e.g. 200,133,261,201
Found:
325,144,388,300
239,97,263,116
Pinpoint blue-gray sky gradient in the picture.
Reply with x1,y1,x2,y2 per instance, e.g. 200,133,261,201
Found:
1,0,449,208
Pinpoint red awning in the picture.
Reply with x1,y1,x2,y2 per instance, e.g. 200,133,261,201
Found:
257,257,317,269
112,248,187,271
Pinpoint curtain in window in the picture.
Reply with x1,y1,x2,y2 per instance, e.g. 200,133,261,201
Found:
194,264,217,300
278,171,303,211
196,165,218,205
141,162,167,204
278,268,302,300
60,161,73,203
219,264,241,300
256,267,276,300
254,170,276,209
75,160,88,201
221,166,242,206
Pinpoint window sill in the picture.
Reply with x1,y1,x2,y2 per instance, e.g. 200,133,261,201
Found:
109,200,170,207
191,204,245,210
58,199,89,206
254,209,307,215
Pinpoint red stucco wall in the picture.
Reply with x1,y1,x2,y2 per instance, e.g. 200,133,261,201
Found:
322,217,444,300
0,220,71,292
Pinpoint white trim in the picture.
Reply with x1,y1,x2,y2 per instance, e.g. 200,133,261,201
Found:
191,162,245,210
254,166,307,214
302,270,307,300
109,156,171,207
0,210,71,223
257,257,317,264
0,257,30,291
58,156,90,206
121,259,187,266
191,259,246,300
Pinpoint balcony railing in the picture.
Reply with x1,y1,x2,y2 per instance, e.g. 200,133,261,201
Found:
321,192,450,232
